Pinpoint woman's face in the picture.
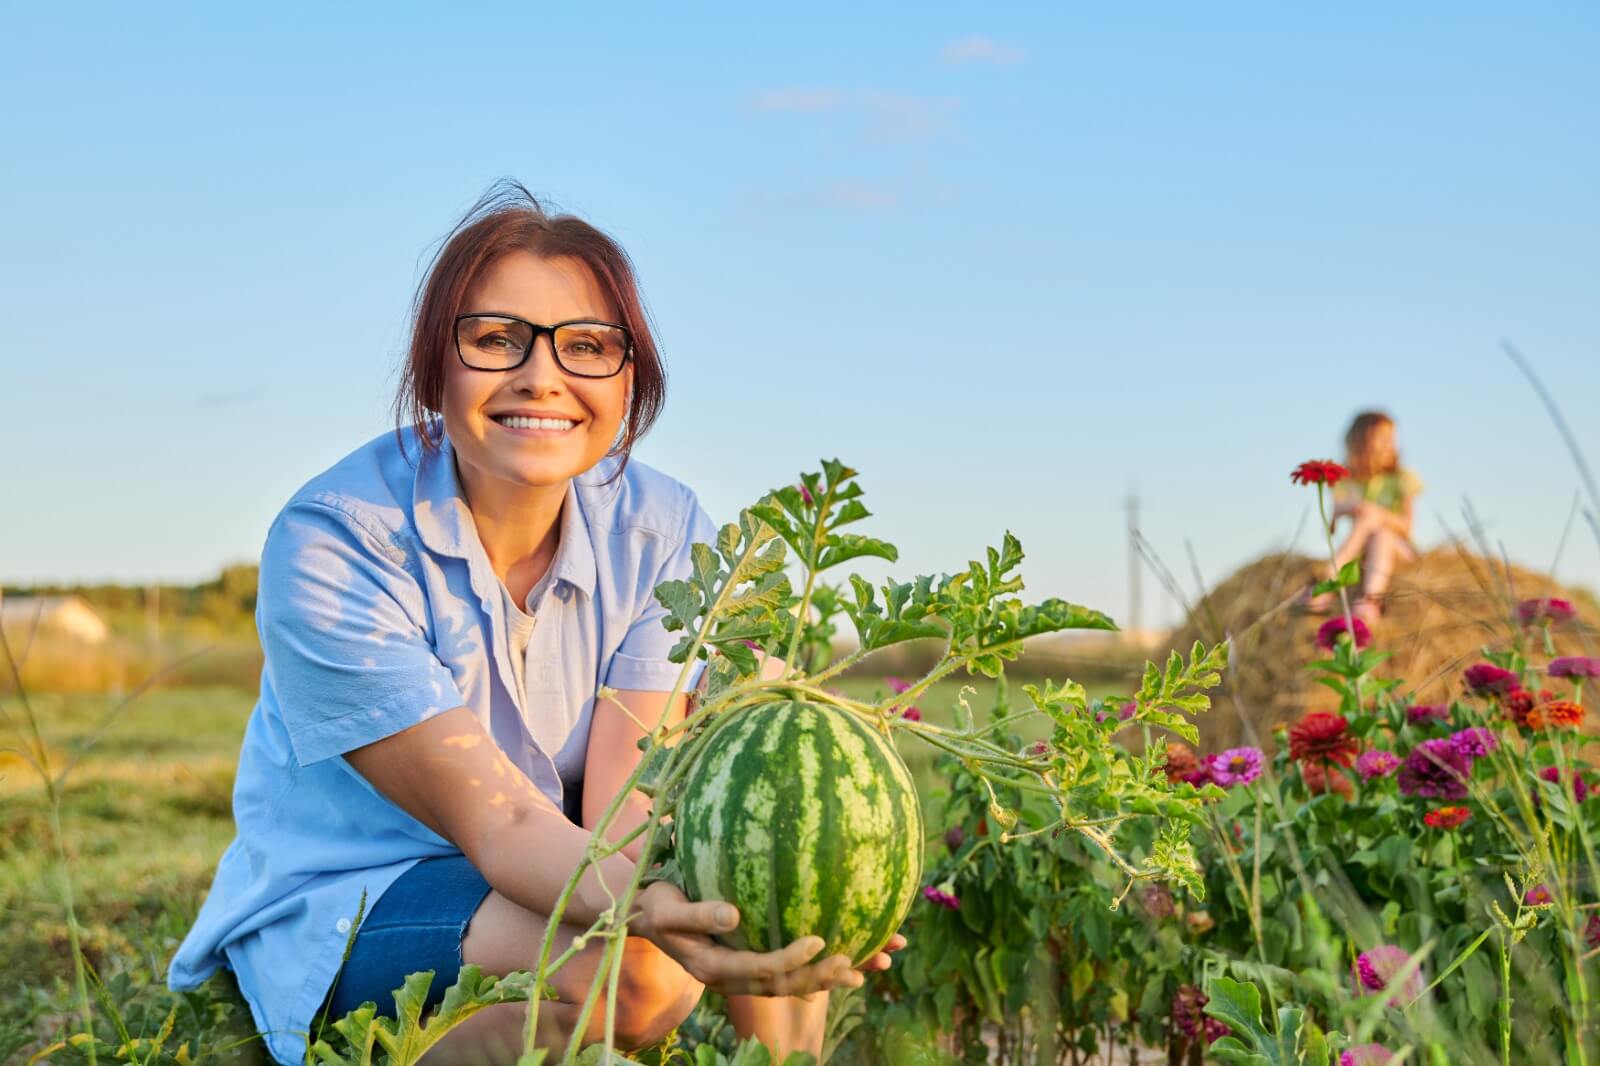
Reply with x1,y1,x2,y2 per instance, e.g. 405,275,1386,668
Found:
442,251,633,496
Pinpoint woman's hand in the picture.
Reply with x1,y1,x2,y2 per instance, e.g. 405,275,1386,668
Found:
633,881,867,997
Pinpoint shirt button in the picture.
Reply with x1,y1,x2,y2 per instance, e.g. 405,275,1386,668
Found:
336,917,352,934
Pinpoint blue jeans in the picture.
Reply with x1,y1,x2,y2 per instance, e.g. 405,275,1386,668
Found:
320,854,494,1021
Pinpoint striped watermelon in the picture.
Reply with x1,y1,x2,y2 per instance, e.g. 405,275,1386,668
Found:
675,698,924,966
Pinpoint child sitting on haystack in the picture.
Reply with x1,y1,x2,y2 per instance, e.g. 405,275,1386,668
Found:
1308,410,1423,628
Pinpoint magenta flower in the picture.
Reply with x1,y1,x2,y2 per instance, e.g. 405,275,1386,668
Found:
1356,749,1401,781
900,706,922,721
1170,985,1228,1042
1585,912,1600,950
944,826,966,851
1209,747,1264,788
1464,663,1522,696
1550,657,1600,679
1449,727,1499,761
884,677,921,720
1405,703,1451,726
797,482,814,505
1317,615,1372,651
1341,1046,1398,1066
1525,884,1554,906
1397,738,1471,800
1518,597,1576,625
1538,766,1589,804
922,884,960,910
1354,945,1425,1005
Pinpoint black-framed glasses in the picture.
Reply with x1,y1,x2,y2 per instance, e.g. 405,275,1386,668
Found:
454,313,633,378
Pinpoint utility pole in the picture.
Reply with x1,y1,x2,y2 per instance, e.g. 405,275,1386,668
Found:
1126,486,1142,638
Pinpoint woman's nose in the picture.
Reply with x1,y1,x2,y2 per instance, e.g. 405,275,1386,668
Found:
509,334,564,392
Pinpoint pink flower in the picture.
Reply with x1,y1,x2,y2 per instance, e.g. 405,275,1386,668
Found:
1518,597,1576,625
1397,739,1471,800
900,707,922,722
1316,615,1372,651
1028,740,1049,756
1405,703,1451,726
1525,884,1554,906
1356,749,1401,780
1463,663,1522,696
943,826,965,851
884,677,921,720
921,884,960,910
1341,1046,1398,1066
797,482,814,505
1585,912,1600,950
1354,945,1425,1005
1550,657,1600,679
1449,727,1499,761
1209,747,1264,787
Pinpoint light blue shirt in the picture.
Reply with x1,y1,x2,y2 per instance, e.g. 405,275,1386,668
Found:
167,427,714,1065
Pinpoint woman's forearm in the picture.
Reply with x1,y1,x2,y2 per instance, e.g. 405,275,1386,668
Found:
473,804,640,929
727,991,829,1060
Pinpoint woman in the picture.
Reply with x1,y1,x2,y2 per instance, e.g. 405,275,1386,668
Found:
1310,410,1423,626
168,184,899,1064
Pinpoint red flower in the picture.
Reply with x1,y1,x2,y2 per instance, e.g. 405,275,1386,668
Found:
1161,742,1200,785
1291,460,1350,487
1528,699,1586,730
1423,805,1471,829
1317,615,1373,651
1303,759,1354,799
1518,597,1576,626
1585,912,1600,951
1505,688,1556,729
1463,663,1521,697
1288,711,1359,767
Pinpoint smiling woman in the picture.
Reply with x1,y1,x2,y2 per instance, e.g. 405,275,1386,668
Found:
164,182,892,1065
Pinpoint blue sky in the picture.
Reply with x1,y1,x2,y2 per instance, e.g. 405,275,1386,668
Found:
3,4,1597,627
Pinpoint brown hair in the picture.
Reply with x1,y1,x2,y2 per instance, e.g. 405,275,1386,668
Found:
394,180,666,481
1344,410,1398,479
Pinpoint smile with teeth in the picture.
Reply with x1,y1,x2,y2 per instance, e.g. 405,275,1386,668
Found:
493,415,579,431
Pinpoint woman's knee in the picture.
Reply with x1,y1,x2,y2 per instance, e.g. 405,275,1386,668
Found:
607,937,704,1050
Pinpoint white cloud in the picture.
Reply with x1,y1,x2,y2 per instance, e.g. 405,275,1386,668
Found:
747,87,847,113
939,35,1026,66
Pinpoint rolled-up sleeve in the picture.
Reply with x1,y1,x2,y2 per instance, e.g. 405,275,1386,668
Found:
603,493,719,693
260,500,466,766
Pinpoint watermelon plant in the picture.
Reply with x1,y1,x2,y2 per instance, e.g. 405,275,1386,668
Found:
501,459,1230,1064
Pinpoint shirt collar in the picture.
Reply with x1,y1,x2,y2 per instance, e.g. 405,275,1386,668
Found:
413,432,597,601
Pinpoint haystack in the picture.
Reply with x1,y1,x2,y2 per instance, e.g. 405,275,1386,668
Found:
1166,547,1600,752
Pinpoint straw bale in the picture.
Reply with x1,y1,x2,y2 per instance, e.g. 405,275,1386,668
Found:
1165,547,1600,752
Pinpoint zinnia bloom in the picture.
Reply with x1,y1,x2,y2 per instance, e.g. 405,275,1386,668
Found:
797,482,814,505
1302,759,1354,799
1505,688,1556,729
1356,749,1401,780
1291,460,1350,486
1341,1046,1398,1066
1585,912,1600,951
1525,884,1554,906
943,826,965,851
1209,747,1264,787
1288,711,1359,767
1518,597,1576,625
1316,615,1372,651
1463,663,1522,697
1397,739,1471,800
1423,805,1471,829
1538,766,1590,804
1550,657,1600,679
1449,727,1499,761
922,884,960,910
900,706,922,721
1354,945,1425,1006
1528,699,1586,730
1405,703,1451,726
884,676,922,720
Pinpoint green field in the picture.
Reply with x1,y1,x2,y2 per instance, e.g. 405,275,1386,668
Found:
0,672,1123,1059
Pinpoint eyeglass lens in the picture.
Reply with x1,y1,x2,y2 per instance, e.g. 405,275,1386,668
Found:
457,316,628,376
